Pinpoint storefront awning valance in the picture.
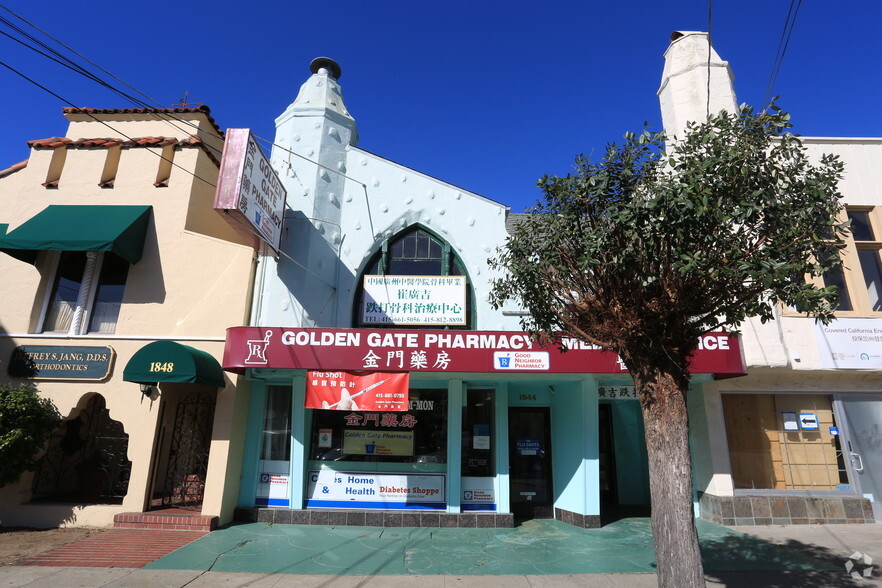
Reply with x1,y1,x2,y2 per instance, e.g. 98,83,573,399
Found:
222,327,747,378
123,341,225,387
0,205,152,264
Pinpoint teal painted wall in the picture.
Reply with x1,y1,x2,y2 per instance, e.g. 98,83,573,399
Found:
607,401,650,506
548,381,599,516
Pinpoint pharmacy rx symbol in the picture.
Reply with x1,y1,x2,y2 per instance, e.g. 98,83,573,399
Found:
245,330,273,365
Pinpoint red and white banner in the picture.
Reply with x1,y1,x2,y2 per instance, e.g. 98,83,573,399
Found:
223,327,745,377
305,371,409,411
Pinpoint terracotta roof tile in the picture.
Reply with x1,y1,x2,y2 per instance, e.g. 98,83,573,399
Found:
62,105,224,140
28,137,72,149
0,159,28,178
25,132,222,169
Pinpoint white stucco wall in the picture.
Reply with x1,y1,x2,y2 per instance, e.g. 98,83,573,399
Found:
255,67,522,331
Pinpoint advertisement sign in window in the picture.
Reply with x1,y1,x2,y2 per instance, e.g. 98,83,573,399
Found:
461,477,496,511
306,371,409,411
306,470,445,509
363,275,466,326
256,460,290,507
515,438,541,456
342,430,414,456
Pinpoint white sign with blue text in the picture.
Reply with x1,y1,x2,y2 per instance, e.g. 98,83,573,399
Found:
307,470,446,509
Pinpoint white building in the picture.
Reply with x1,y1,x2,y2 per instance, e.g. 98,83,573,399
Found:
660,31,881,525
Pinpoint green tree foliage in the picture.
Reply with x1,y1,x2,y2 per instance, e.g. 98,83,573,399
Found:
0,383,61,487
490,105,847,587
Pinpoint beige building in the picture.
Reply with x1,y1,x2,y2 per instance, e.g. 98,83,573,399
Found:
0,107,254,529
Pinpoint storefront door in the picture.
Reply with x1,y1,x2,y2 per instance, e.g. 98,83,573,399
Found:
508,407,553,519
839,395,882,519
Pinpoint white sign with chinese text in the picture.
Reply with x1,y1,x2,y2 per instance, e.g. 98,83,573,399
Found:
816,319,882,370
363,275,466,326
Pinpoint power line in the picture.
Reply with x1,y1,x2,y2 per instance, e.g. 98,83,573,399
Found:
0,8,226,159
763,0,803,110
706,0,713,118
0,59,219,189
0,6,365,194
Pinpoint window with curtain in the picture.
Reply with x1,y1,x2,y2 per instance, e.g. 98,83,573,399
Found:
41,251,129,335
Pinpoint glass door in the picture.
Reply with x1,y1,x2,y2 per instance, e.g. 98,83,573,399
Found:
838,395,882,519
508,406,553,519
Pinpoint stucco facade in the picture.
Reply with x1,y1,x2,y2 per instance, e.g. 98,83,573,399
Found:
0,107,254,528
223,57,742,529
660,32,882,524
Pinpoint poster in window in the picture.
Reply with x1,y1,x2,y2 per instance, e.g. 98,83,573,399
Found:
306,371,409,411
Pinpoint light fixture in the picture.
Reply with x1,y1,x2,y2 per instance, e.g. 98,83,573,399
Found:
139,383,157,397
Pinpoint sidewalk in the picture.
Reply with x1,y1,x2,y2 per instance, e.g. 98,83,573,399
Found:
1,519,879,586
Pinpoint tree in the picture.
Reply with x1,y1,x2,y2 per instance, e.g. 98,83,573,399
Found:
0,383,61,487
489,105,847,587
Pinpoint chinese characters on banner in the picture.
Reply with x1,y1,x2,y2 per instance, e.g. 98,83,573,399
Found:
363,275,466,326
305,371,409,411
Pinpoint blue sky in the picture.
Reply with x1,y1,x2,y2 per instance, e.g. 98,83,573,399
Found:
1,1,880,212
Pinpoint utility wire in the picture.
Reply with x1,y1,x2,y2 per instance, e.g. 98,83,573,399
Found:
0,59,219,189
0,5,370,208
706,0,713,118
763,0,803,110
0,8,226,159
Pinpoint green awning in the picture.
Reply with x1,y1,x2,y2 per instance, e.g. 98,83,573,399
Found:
0,205,152,264
123,341,226,387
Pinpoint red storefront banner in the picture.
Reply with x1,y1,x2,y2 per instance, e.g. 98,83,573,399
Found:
306,371,410,411
223,327,745,377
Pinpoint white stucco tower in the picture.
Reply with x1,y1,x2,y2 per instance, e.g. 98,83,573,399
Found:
267,58,358,327
658,31,738,140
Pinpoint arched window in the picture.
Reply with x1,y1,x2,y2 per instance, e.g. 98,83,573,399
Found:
353,225,474,328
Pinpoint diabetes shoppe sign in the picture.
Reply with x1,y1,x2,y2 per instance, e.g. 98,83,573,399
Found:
223,327,745,376
307,471,445,509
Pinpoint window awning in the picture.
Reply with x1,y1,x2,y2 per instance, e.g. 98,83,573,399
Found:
123,341,226,387
0,205,152,264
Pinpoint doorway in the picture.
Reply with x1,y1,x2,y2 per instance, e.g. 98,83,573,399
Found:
508,406,554,519
150,389,216,510
599,401,651,524
838,394,882,519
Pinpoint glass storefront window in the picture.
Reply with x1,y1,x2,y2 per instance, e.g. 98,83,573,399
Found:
462,389,494,476
261,385,292,461
256,385,293,507
309,388,448,465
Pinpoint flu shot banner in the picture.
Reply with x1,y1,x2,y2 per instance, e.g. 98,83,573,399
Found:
306,371,409,411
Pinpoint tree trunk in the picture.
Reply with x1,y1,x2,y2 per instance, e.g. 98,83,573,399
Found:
635,367,705,588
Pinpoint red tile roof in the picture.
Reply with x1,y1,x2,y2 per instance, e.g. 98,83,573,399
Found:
0,159,28,178
62,105,224,140
26,137,71,149
27,135,221,166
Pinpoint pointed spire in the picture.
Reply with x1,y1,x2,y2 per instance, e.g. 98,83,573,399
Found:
658,31,738,141
275,56,358,145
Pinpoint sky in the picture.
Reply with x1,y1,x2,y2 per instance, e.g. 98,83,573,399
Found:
1,1,880,213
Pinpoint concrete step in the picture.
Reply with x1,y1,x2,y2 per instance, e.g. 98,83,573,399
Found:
113,511,217,531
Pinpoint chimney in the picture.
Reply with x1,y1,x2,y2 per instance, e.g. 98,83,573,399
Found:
658,31,738,141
